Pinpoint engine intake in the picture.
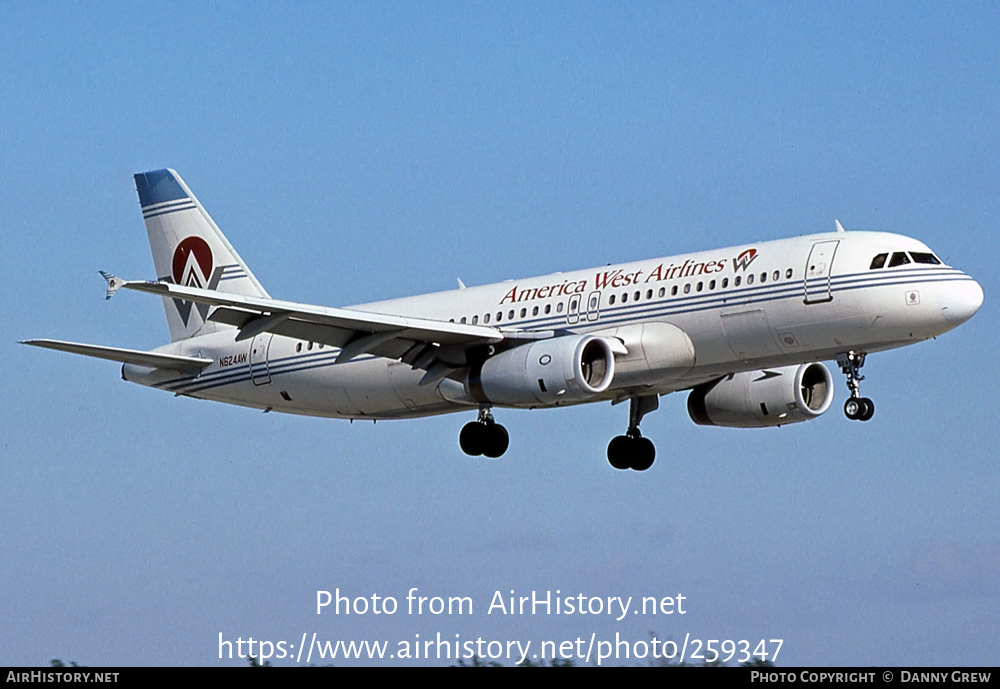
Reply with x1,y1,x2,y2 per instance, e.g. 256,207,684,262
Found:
688,362,834,427
467,334,616,406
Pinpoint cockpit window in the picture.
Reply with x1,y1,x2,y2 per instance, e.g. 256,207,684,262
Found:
888,252,911,268
910,252,942,265
870,253,888,270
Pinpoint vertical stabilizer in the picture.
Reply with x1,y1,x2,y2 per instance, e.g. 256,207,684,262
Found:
134,169,270,342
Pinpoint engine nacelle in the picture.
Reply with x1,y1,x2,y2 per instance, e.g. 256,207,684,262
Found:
466,334,616,406
590,322,696,387
687,362,834,427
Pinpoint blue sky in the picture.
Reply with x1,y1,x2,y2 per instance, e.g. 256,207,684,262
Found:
2,2,997,666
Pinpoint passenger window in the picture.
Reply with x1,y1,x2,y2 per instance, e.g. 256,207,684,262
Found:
785,268,793,279
544,304,551,314
671,285,678,296
773,271,779,281
911,252,942,265
734,276,741,287
888,252,911,267
472,315,478,324
532,306,539,316
747,274,755,285
460,316,467,324
497,312,503,322
722,278,729,288
484,313,491,324
516,309,523,319
696,281,703,292
633,291,640,302
684,284,691,294
646,289,653,300
709,279,716,290
760,272,767,283
556,302,564,313
658,287,665,298
870,253,888,270
621,292,628,303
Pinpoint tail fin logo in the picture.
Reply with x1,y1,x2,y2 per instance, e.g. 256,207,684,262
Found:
170,236,219,327
172,236,214,288
733,248,758,272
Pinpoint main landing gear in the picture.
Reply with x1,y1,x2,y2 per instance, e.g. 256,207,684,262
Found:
607,395,659,472
459,406,510,458
837,351,875,422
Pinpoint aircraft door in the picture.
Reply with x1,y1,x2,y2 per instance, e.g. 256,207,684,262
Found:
250,333,273,385
567,294,582,325
804,240,839,304
586,291,601,322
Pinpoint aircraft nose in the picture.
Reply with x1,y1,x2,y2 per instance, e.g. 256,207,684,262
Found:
940,277,984,326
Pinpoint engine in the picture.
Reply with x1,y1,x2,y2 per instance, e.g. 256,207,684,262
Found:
466,334,616,406
687,362,834,427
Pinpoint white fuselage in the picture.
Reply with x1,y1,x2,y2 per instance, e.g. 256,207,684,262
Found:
123,230,982,420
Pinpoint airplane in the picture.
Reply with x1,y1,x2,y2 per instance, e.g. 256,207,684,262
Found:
24,169,983,471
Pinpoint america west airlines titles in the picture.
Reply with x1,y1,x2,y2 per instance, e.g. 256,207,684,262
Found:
498,249,757,306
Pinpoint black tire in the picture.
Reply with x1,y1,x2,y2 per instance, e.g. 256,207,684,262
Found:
631,437,655,471
859,397,875,421
482,424,510,458
459,422,486,456
607,435,632,470
844,397,862,420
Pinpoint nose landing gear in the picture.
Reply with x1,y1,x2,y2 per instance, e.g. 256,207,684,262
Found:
837,352,875,421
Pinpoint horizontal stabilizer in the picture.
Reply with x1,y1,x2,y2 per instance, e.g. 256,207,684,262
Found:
22,339,213,372
99,271,127,300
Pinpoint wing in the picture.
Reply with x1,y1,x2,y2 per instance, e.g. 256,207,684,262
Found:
107,276,554,385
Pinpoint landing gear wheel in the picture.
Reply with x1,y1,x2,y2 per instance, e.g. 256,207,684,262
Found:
844,396,875,422
460,421,487,456
844,397,861,420
607,435,632,470
858,397,875,421
482,423,509,459
631,437,655,472
606,433,656,471
460,407,510,459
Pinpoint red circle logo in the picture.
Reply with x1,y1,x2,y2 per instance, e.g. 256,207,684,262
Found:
171,236,213,287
